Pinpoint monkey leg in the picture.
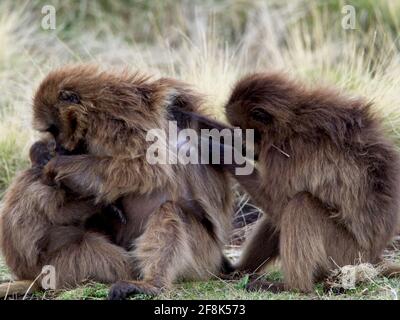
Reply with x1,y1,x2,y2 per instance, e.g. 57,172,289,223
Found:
46,230,132,289
0,280,40,298
0,230,132,296
236,215,280,273
108,201,200,300
248,192,336,293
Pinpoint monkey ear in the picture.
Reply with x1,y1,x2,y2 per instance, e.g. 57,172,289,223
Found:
59,106,88,151
249,107,274,125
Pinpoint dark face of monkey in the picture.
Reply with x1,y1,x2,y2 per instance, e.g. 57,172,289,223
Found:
33,75,87,153
29,137,73,168
32,65,171,154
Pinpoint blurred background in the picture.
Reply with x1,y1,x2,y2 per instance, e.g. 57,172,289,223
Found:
0,0,399,196
0,0,400,299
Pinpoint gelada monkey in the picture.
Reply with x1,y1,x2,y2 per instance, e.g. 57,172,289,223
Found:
0,138,132,297
32,65,234,299
183,72,400,293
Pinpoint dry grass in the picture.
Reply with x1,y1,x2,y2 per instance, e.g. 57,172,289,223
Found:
0,0,400,299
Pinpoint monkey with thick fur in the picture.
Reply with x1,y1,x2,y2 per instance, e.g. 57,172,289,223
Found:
30,65,234,299
0,138,132,297
183,72,400,293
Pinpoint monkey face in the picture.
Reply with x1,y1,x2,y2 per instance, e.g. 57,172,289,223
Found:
32,65,169,154
225,73,300,144
32,66,97,152
29,138,56,167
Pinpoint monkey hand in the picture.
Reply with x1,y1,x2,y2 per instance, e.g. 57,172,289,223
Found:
108,280,161,300
41,156,61,187
41,155,85,192
42,155,94,196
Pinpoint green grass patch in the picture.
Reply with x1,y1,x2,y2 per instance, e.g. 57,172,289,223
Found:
2,256,398,300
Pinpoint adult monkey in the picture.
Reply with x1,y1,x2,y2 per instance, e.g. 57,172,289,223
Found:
0,138,132,298
32,65,234,299
180,72,400,293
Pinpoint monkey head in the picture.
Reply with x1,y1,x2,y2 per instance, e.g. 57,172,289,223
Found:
32,65,186,155
29,135,75,169
29,137,56,168
225,73,303,149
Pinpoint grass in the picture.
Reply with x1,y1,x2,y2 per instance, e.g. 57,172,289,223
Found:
2,258,399,300
0,0,400,300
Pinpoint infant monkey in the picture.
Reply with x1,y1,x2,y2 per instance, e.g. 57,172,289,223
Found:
185,72,400,293
0,138,131,296
32,138,127,225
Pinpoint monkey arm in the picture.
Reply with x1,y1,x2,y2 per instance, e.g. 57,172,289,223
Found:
177,109,259,178
172,109,233,131
203,135,266,204
51,199,102,225
44,154,172,203
231,168,267,208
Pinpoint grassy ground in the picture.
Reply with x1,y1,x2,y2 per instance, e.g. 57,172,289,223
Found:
1,0,400,300
2,254,400,300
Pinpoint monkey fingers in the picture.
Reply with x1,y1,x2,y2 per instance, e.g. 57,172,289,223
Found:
108,280,161,300
41,163,60,187
43,155,92,195
180,111,258,172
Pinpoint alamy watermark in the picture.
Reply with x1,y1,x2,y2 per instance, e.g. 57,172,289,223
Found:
146,121,255,175
41,265,56,290
342,5,356,30
1,264,56,292
41,5,56,30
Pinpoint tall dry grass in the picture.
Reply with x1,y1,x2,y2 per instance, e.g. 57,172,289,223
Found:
0,0,399,196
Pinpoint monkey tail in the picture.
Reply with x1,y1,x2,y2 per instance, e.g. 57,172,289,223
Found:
379,261,400,278
0,280,39,299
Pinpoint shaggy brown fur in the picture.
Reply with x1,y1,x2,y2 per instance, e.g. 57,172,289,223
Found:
0,139,132,296
31,65,234,299
186,72,400,292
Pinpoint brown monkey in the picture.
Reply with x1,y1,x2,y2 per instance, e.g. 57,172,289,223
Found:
0,138,132,297
184,72,400,293
31,65,234,299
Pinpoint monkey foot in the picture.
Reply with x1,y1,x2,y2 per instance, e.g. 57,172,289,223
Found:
246,280,285,293
108,280,161,300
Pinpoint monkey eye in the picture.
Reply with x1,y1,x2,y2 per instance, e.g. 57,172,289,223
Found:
58,90,80,104
249,107,273,125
